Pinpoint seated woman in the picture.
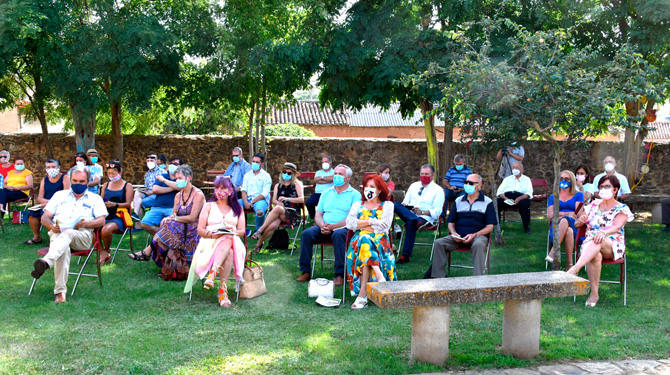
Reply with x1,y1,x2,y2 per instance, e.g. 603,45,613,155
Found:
574,165,594,202
250,162,304,253
129,165,205,281
24,158,70,245
99,160,134,265
184,176,246,307
345,174,396,309
0,156,33,219
544,170,584,268
377,163,395,192
568,175,633,307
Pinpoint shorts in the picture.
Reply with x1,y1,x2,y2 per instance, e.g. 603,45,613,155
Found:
141,206,173,227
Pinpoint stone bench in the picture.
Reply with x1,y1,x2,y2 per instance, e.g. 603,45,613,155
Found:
367,271,588,366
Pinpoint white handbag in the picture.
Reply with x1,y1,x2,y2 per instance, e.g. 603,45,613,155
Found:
308,278,334,298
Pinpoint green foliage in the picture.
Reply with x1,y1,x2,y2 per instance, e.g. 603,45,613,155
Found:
264,123,315,137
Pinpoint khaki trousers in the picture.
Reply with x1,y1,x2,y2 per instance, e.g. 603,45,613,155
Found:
43,229,93,295
431,235,489,277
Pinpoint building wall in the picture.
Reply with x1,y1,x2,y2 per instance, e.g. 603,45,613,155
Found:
0,109,20,133
304,125,459,139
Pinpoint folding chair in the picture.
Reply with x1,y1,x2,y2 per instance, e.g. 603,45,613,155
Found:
111,219,135,264
397,219,441,260
28,228,103,297
284,203,306,255
5,188,33,218
299,171,315,227
189,232,248,302
447,236,492,275
311,230,353,304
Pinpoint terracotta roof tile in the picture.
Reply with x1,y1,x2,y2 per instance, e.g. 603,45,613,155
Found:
648,121,670,143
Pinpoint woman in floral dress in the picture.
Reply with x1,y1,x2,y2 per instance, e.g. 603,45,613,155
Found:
345,174,396,309
568,175,633,307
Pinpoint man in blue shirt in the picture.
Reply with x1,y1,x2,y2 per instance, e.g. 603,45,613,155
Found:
140,158,180,237
430,173,497,277
296,164,359,285
224,147,251,194
442,154,472,205
239,153,272,229
305,155,334,219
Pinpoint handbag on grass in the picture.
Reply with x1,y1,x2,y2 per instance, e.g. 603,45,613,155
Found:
308,278,334,298
239,260,267,299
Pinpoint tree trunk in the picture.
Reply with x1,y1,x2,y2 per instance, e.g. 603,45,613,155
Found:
260,85,267,155
71,102,96,152
442,120,454,176
487,154,504,245
111,99,123,160
247,100,256,155
31,75,54,158
622,99,654,187
550,142,562,270
421,99,439,179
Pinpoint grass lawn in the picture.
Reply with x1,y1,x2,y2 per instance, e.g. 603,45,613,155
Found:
0,215,668,375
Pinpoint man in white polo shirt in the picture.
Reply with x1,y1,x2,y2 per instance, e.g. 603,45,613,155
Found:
592,156,631,200
31,167,107,303
497,161,533,234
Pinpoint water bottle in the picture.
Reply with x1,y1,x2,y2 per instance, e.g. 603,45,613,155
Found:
0,174,4,189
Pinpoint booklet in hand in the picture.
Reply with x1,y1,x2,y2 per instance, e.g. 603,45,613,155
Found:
212,227,236,235
28,204,43,211
504,199,516,206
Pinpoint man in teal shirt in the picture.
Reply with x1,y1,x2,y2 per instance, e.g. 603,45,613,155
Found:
296,164,359,285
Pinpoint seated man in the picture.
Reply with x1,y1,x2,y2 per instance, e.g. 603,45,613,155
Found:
239,153,272,229
296,164,359,285
592,156,631,200
305,155,334,219
430,174,497,277
224,146,251,195
442,154,472,205
394,163,444,264
140,158,180,236
30,167,107,303
496,161,533,233
132,152,163,221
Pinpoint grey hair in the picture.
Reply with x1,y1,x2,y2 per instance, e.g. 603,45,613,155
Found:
420,163,435,174
69,166,90,181
233,146,243,155
322,155,332,163
176,164,193,178
453,154,465,164
0,150,8,158
45,158,60,167
603,155,616,164
335,164,352,178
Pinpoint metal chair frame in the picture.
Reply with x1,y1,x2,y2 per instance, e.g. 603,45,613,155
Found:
310,230,353,305
447,236,492,275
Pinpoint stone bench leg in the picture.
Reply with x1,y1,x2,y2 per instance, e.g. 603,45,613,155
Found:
502,299,542,359
411,305,450,366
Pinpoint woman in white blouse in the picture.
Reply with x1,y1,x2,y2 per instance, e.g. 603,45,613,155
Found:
344,174,396,309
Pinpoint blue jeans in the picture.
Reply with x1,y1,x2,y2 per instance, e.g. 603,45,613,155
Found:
238,198,269,228
393,202,427,258
443,188,465,218
299,225,347,276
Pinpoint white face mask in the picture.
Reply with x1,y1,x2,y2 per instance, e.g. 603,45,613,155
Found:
599,188,614,200
512,169,521,176
576,174,586,183
604,162,615,172
46,168,60,178
147,161,156,170
381,173,390,181
76,161,86,169
364,187,377,201
322,162,330,171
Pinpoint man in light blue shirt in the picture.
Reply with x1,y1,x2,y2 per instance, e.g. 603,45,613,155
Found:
239,153,272,229
592,156,631,200
305,155,334,219
224,146,251,193
296,164,359,285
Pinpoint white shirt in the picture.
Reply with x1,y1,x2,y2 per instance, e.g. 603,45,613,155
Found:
402,181,444,224
44,189,108,231
592,172,631,197
241,169,272,204
497,174,533,197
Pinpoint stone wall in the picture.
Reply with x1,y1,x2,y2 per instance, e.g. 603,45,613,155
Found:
1,133,668,198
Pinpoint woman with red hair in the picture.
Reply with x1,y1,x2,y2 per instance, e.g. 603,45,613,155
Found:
344,174,396,309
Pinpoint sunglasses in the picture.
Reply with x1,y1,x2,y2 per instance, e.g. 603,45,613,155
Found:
146,156,157,160
0,156,7,159
560,177,571,182
464,180,479,185
283,171,293,175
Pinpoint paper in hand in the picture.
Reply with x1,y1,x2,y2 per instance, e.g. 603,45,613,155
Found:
504,199,515,206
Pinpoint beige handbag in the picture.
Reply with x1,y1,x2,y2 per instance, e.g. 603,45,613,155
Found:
239,260,267,299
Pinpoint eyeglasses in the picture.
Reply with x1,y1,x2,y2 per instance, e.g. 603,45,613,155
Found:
600,184,613,189
146,157,157,160
418,186,424,196
170,162,180,166
283,171,293,175
464,180,478,185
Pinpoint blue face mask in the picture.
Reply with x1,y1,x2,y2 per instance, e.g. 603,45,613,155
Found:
333,174,345,186
232,156,240,163
559,180,571,189
282,173,292,181
168,164,178,174
15,164,25,171
251,162,261,171
455,164,464,171
464,184,476,195
176,179,187,189
90,157,98,163
159,164,166,170
71,183,87,194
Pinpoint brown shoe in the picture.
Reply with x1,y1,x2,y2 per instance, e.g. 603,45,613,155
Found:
54,293,66,304
295,272,311,282
333,276,344,286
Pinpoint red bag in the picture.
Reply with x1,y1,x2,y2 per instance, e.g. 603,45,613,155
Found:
12,211,29,224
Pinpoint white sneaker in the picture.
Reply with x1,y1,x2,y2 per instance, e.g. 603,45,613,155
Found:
351,296,368,310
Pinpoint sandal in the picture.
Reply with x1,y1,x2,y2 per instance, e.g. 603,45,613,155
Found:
218,287,231,307
23,238,43,245
128,251,150,261
351,296,368,310
203,270,217,290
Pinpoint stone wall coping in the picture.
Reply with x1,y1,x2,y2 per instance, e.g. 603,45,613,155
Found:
368,271,589,309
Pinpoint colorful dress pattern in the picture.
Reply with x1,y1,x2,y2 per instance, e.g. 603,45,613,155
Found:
583,199,634,261
345,204,396,295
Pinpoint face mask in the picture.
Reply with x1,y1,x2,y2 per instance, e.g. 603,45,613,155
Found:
232,156,240,163
576,174,586,183
559,180,571,189
604,163,615,172
333,174,345,186
381,173,390,181
71,183,87,194
168,164,178,174
176,179,187,189
282,173,292,181
599,188,613,200
455,165,464,171
147,161,156,170
364,187,377,201
512,169,521,176
215,190,228,201
159,164,166,170
251,162,261,172
15,164,25,171
90,157,98,163
464,184,476,195
110,174,121,182
420,175,432,185
76,161,86,169
46,168,60,178
322,162,330,171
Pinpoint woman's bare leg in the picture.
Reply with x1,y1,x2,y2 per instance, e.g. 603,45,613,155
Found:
585,250,602,304
29,216,42,241
359,265,370,298
211,237,233,271
565,228,574,267
568,241,601,275
254,206,284,236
